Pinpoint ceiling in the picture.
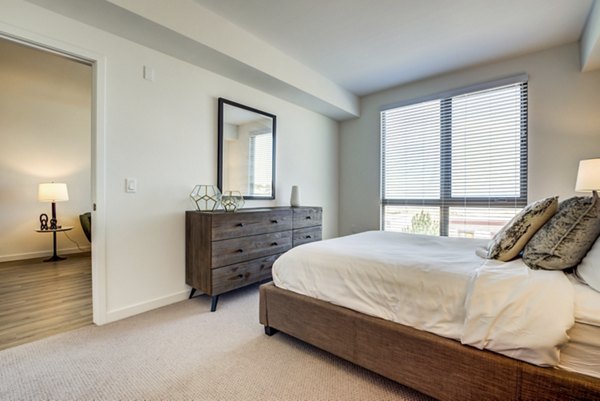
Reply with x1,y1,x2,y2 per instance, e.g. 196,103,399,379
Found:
194,0,594,96
22,0,599,120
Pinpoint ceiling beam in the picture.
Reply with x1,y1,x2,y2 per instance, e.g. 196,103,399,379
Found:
25,0,360,120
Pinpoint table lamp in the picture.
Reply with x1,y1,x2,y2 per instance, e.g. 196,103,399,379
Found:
38,182,69,228
576,159,600,198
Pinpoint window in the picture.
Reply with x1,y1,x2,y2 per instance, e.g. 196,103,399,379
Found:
248,132,273,196
381,76,528,239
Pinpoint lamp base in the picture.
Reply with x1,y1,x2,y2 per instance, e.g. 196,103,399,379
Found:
44,255,66,262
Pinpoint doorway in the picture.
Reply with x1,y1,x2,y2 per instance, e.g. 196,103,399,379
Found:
0,36,95,349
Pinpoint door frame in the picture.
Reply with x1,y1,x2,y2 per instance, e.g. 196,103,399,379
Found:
0,24,108,324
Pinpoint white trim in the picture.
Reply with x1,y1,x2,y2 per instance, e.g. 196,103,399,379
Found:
105,290,190,323
380,73,529,112
91,55,108,326
0,22,108,325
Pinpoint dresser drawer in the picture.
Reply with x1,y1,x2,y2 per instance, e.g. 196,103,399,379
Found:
211,209,292,240
293,226,322,247
211,254,280,295
293,207,322,229
211,231,292,268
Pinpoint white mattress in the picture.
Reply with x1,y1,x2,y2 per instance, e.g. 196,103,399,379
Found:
570,274,600,327
273,230,487,341
559,322,600,379
273,231,576,367
558,276,600,379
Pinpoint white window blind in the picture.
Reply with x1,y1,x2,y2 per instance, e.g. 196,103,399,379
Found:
248,132,273,196
381,77,528,239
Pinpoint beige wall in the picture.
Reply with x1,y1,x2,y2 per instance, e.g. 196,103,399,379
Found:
0,38,92,261
339,43,600,236
2,0,339,322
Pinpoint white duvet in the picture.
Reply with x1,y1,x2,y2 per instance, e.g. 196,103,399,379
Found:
272,231,575,367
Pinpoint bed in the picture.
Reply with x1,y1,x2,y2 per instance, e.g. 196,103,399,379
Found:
259,231,600,400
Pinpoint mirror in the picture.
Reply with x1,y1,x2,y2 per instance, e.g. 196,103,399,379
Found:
218,98,276,200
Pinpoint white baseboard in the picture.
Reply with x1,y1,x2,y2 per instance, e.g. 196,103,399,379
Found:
104,289,190,324
0,246,92,262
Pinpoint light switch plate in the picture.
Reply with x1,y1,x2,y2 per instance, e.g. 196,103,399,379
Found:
143,65,155,81
126,178,137,193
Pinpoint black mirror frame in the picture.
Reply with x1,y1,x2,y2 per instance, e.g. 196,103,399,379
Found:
217,97,276,200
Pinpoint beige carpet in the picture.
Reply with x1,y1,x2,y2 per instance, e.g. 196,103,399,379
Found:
0,285,434,401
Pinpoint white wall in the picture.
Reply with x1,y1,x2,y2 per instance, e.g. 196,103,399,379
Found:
0,38,91,261
2,0,339,322
339,43,600,236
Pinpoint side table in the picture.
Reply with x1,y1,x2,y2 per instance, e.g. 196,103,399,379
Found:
35,226,73,262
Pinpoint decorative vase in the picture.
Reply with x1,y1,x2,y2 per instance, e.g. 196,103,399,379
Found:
190,185,221,211
290,185,300,207
221,190,245,212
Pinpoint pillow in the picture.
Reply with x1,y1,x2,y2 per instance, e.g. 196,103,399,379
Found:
574,237,600,292
522,195,600,270
486,196,558,262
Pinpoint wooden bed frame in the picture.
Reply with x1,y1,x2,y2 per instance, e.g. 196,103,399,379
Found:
259,282,600,401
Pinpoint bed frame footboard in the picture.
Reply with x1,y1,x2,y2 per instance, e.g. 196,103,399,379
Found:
259,282,600,401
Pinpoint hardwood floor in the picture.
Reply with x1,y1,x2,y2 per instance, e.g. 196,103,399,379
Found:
0,252,92,351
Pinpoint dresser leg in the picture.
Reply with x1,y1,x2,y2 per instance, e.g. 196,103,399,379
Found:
264,326,278,336
210,295,219,312
188,288,196,299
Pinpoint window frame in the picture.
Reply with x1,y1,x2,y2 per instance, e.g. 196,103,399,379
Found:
380,75,528,236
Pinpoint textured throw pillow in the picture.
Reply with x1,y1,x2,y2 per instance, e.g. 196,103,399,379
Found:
486,196,558,262
575,237,600,293
522,196,600,270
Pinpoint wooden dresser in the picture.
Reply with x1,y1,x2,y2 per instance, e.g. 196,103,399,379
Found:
186,206,322,311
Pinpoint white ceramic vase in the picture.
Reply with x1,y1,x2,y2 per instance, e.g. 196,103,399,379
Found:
290,185,300,207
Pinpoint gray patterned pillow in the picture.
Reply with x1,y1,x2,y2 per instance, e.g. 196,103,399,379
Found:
522,195,600,270
486,196,558,262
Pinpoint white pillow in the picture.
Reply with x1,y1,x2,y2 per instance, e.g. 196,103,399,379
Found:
576,237,600,293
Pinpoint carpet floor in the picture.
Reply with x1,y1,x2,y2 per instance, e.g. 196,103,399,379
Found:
0,285,434,401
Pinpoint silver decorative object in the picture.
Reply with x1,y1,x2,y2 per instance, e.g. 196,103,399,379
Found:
190,185,221,211
221,190,245,212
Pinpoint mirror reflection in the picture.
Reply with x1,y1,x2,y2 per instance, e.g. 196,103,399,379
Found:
218,98,276,200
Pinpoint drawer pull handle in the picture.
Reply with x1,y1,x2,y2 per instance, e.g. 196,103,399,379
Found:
236,249,244,253
305,216,312,220
237,274,244,279
271,242,278,246
236,223,244,227
271,219,279,224
305,235,312,239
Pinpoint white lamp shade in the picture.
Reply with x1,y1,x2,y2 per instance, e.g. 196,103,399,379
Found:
575,159,600,192
38,182,69,202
